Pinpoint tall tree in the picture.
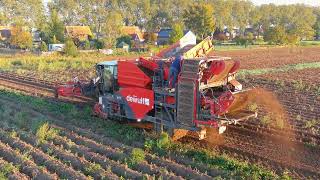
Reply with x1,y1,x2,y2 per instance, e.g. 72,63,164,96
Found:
10,26,33,49
0,0,46,28
184,3,215,39
44,8,65,43
103,11,123,48
232,0,253,35
169,23,184,44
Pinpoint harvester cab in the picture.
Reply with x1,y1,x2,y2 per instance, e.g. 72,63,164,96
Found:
95,61,118,94
56,32,257,140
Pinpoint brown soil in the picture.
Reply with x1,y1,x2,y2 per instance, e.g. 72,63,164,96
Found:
214,46,320,69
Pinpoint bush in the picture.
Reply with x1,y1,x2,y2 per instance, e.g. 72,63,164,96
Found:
10,27,33,49
214,33,228,41
83,40,91,50
36,122,59,144
128,148,145,166
116,35,132,48
94,39,105,49
264,26,287,45
40,41,48,52
64,39,78,57
156,132,171,149
234,36,251,47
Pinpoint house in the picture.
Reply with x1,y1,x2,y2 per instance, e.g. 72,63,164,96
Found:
117,41,129,52
121,26,145,43
0,26,11,41
157,28,172,45
65,26,93,41
48,44,65,52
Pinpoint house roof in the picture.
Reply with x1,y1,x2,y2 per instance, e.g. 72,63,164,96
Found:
158,28,172,38
0,26,11,40
121,26,144,41
65,26,93,39
117,41,130,48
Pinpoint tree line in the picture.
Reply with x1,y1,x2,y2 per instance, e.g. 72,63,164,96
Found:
0,0,319,48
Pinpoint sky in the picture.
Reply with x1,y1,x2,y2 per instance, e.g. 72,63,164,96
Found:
43,0,320,7
251,0,320,6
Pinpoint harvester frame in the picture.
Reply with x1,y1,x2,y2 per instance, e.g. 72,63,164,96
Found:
56,34,257,140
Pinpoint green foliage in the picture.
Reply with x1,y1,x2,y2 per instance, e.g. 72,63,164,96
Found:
103,11,123,48
116,35,132,48
40,41,48,52
304,119,318,129
248,103,258,112
264,26,287,45
169,23,184,44
184,149,277,179
64,39,78,57
0,163,17,179
46,9,65,43
184,3,215,39
156,132,171,150
261,115,271,125
83,40,91,50
84,163,103,176
94,40,105,50
35,122,59,144
128,148,145,166
10,27,33,49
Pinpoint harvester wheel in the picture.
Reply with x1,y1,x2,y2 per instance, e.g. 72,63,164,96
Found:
93,103,108,119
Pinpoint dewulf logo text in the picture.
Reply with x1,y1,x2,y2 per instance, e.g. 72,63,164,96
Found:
126,95,150,106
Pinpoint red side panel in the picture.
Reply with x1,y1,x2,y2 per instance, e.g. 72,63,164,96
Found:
229,60,240,74
210,61,225,75
118,61,152,88
139,57,159,71
119,87,154,119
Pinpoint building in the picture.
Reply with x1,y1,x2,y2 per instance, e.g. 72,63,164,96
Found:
0,26,11,41
157,28,172,45
121,26,145,43
65,26,93,41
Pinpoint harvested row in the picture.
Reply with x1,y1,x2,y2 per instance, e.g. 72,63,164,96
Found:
0,141,57,180
52,134,181,179
0,96,217,179
0,129,88,180
53,125,215,179
0,158,29,180
16,131,118,180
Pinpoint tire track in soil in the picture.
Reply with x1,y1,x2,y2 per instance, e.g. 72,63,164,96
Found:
0,129,88,180
0,96,214,179
0,72,93,105
0,158,30,180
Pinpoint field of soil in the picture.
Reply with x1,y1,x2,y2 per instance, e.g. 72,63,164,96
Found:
214,46,320,70
0,46,319,179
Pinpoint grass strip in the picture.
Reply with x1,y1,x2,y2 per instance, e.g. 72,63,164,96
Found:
238,62,320,77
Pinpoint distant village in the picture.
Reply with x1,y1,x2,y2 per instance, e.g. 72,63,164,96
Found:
0,24,270,55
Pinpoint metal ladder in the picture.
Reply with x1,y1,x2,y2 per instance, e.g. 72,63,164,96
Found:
176,59,199,126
